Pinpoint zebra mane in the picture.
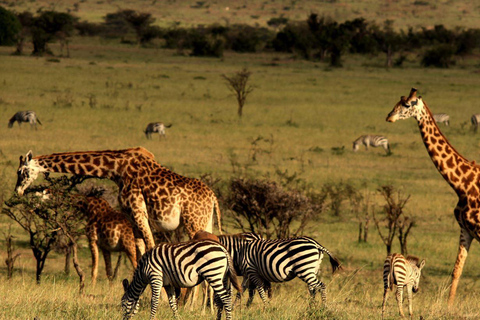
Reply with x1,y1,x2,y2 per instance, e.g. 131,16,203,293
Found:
406,255,421,267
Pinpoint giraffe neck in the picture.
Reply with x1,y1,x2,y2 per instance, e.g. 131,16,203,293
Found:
417,103,476,195
34,150,127,180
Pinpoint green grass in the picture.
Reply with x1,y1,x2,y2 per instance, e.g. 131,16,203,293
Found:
2,36,480,319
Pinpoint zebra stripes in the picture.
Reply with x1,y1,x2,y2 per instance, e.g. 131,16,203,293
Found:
239,236,341,306
352,135,390,154
121,239,241,320
144,122,172,139
471,114,480,132
8,111,42,129
433,113,450,126
381,253,426,319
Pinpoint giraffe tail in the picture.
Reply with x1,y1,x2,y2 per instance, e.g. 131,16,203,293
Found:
213,196,223,235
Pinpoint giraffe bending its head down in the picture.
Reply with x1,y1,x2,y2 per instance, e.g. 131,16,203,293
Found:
386,88,480,306
74,195,141,286
15,147,223,252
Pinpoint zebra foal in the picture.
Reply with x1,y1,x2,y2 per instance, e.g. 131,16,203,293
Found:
239,236,341,306
382,253,426,319
352,135,390,154
471,114,480,133
8,111,42,129
121,239,241,320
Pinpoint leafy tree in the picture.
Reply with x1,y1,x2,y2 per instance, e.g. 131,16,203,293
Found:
372,20,405,68
120,10,156,45
31,11,76,56
421,44,456,68
0,6,21,46
222,68,254,119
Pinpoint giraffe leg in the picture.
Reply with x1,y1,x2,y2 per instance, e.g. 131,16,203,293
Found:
101,249,113,281
121,189,155,251
448,229,473,306
89,240,99,287
396,285,405,318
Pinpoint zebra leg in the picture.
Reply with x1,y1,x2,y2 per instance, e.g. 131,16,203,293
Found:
247,273,268,307
406,284,413,318
395,285,405,318
164,285,179,318
381,288,388,320
308,280,327,304
148,276,164,319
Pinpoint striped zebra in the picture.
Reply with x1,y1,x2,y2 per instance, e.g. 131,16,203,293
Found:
218,232,265,303
381,253,426,319
352,135,390,154
121,239,241,320
8,111,42,129
433,113,450,126
144,122,172,139
239,236,341,306
471,114,480,133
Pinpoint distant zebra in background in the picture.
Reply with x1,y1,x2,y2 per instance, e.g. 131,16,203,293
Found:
382,253,426,320
144,122,172,139
239,236,341,306
8,111,42,129
433,113,450,126
121,239,240,320
471,114,480,133
352,135,390,154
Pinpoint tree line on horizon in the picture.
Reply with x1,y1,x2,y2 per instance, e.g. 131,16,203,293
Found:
0,6,479,68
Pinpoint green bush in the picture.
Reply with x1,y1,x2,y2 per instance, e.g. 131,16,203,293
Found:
0,6,21,46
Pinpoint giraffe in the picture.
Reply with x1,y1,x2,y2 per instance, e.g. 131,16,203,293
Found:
14,147,223,253
386,88,480,306
73,195,141,286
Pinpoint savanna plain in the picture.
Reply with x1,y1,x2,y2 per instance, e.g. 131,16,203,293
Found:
2,2,480,319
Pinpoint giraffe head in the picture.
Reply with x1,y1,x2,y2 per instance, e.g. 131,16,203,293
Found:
386,88,426,123
15,151,41,196
121,279,140,319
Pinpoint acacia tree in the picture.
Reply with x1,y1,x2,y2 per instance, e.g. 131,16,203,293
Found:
222,68,254,119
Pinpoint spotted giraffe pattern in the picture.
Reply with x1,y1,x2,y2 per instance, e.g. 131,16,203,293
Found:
74,195,140,285
15,147,223,252
386,88,480,306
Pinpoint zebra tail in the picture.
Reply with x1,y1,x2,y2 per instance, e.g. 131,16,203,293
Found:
325,250,342,274
226,251,242,294
165,123,173,128
214,197,223,235
36,118,42,125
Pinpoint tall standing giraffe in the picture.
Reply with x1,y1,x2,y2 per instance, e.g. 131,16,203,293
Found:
14,147,223,252
386,88,480,306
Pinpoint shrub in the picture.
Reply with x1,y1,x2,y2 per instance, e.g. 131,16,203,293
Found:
0,6,21,46
421,44,456,68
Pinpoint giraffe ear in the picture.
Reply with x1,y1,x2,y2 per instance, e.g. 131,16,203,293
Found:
122,279,130,292
400,96,406,102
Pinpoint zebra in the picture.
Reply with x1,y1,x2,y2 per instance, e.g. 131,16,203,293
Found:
121,239,241,320
8,111,42,129
433,113,450,126
471,114,480,133
218,232,265,303
352,135,390,154
238,236,341,306
381,253,426,319
144,122,172,139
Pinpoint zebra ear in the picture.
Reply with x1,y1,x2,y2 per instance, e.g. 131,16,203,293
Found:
26,150,33,162
122,279,129,292
419,259,426,270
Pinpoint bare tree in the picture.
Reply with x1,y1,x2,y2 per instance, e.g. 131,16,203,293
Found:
222,68,254,118
373,185,412,255
4,226,21,279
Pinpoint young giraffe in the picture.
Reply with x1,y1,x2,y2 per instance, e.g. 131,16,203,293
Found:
386,88,480,306
14,147,223,252
74,195,141,285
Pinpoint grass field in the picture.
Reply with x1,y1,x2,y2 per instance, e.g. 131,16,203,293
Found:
2,33,480,319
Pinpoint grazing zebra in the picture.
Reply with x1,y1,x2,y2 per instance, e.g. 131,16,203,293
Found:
218,232,265,303
352,135,390,154
239,236,341,306
144,122,172,139
381,253,426,319
8,111,42,129
433,113,450,126
471,114,480,133
121,239,241,320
